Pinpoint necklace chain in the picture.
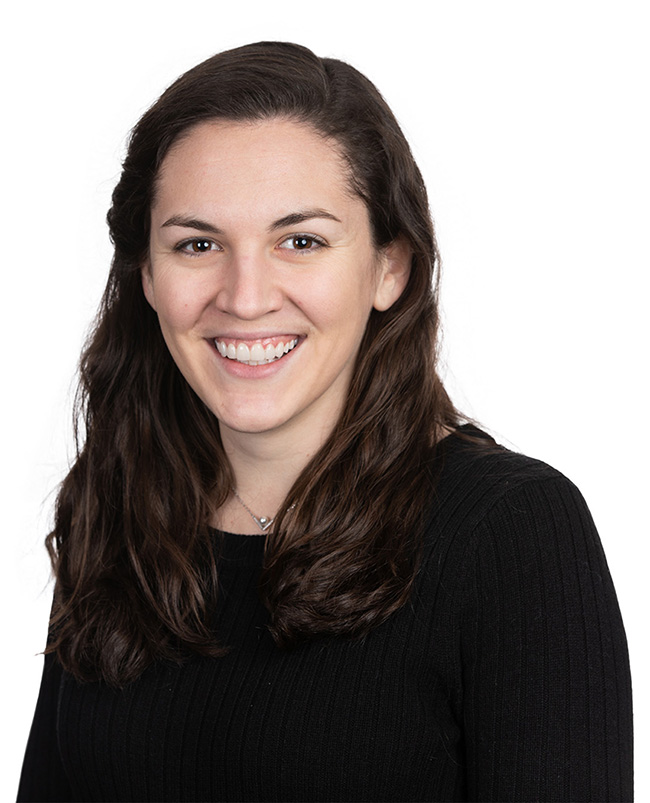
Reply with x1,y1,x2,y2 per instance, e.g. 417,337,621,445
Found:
231,488,278,533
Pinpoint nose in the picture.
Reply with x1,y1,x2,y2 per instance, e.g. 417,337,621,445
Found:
214,249,283,320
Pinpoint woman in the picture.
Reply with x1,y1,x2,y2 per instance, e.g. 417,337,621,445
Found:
18,41,632,802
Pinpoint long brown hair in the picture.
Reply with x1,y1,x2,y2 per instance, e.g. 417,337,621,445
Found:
47,41,461,685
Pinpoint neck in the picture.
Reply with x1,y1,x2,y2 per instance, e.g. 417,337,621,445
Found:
214,420,332,534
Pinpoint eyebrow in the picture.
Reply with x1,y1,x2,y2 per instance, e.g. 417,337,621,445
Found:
161,216,223,234
160,209,341,234
268,209,341,231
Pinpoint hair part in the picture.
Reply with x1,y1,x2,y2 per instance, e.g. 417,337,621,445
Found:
47,41,461,685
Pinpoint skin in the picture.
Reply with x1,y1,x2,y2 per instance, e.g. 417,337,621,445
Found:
143,119,410,532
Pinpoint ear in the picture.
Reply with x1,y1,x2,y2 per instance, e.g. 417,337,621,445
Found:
373,237,412,311
141,262,157,311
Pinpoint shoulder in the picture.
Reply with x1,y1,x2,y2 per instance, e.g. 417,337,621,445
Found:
419,426,626,662
434,425,576,495
428,425,590,532
419,427,622,636
422,425,603,577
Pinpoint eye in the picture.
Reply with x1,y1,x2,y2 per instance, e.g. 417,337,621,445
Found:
175,238,220,255
278,234,326,252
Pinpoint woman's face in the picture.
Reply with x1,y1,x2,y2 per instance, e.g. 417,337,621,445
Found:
143,119,408,442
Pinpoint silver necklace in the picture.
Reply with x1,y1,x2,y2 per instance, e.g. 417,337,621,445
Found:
231,488,288,533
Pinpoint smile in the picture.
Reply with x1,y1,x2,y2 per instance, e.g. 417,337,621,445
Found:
214,337,299,366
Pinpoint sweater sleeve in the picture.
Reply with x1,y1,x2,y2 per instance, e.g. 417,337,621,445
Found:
460,474,633,802
17,653,73,802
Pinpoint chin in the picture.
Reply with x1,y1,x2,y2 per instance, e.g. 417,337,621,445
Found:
221,418,293,437
209,400,296,437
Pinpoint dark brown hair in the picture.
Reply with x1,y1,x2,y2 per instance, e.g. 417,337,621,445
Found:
47,41,461,685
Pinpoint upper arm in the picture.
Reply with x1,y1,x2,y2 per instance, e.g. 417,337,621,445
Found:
17,653,73,802
461,476,633,802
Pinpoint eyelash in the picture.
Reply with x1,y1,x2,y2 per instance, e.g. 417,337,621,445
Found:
174,238,220,256
173,234,328,257
278,234,327,253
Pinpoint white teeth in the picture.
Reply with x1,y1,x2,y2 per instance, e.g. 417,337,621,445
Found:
215,338,299,365
250,343,265,362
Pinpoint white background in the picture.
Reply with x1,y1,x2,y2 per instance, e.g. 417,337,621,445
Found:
2,0,648,798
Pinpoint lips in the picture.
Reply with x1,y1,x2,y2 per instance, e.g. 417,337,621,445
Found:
214,337,299,366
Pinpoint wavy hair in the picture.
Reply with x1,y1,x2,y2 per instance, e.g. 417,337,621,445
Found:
46,41,461,685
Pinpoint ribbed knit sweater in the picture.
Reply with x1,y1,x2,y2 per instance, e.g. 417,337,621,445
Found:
18,430,633,802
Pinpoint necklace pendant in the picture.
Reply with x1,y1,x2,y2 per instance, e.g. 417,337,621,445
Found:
231,489,278,534
254,515,273,532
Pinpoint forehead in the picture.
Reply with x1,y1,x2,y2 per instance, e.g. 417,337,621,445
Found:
153,119,357,216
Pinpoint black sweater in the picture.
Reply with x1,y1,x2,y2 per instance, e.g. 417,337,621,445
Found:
18,431,633,801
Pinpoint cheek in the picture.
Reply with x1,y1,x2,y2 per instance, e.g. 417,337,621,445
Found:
304,284,376,351
153,272,212,332
327,268,378,326
313,256,377,314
